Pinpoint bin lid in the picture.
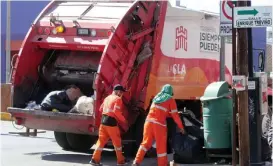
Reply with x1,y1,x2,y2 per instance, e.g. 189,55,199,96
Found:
200,81,231,101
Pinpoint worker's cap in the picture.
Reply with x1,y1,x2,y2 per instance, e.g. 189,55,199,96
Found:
113,84,127,92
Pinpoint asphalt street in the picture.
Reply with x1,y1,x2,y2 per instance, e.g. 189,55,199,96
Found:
1,121,271,166
0,121,160,166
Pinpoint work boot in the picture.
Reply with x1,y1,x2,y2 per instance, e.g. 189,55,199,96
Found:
89,159,102,166
117,158,130,165
131,162,139,166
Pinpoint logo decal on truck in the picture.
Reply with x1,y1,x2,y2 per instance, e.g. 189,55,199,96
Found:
168,64,187,79
175,26,188,52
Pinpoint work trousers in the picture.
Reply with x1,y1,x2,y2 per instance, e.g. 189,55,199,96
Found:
92,124,125,164
134,121,168,166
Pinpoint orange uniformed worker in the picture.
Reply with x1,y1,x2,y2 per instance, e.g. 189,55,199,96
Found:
132,84,185,166
90,84,129,166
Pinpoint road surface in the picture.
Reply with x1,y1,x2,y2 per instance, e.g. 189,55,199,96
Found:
1,121,271,166
0,121,160,166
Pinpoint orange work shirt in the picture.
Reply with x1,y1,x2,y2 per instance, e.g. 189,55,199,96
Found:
146,98,184,129
99,94,127,128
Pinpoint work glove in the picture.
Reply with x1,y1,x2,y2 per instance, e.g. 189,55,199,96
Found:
52,109,59,112
180,128,186,135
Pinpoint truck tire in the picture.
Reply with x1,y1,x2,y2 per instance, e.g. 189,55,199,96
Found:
66,133,96,151
122,112,145,157
54,132,71,150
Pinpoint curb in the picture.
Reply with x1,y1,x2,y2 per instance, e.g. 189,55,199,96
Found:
0,112,13,121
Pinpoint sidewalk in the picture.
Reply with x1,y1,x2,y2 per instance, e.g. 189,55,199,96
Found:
0,112,13,121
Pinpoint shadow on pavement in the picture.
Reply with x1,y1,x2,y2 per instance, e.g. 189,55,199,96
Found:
25,152,57,156
60,148,116,156
38,150,125,164
41,153,91,164
40,152,125,165
0,133,54,140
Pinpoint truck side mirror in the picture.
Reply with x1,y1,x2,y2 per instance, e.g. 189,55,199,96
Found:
258,51,265,72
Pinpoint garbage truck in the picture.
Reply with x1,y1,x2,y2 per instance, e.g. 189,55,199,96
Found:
7,0,272,158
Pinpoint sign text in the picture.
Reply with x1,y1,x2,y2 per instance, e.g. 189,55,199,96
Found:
200,32,220,53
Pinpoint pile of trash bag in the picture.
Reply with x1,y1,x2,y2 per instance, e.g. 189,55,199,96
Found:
25,94,95,116
68,96,94,116
25,101,41,110
172,112,205,164
172,132,203,163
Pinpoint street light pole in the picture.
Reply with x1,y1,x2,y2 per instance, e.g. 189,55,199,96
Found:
6,0,11,83
247,0,253,77
220,36,225,81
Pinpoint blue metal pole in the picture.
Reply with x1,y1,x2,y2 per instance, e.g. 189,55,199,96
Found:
6,0,11,83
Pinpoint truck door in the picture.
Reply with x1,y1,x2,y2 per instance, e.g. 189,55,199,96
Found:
94,1,168,127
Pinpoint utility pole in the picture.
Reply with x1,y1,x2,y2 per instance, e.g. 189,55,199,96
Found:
235,1,250,166
231,2,237,165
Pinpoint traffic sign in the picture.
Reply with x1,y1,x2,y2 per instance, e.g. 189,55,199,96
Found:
233,6,272,28
220,0,236,36
220,23,232,36
220,0,236,23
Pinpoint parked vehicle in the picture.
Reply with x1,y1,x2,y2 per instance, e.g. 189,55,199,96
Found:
8,0,272,158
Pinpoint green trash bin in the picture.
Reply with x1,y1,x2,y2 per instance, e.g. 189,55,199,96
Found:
200,81,233,149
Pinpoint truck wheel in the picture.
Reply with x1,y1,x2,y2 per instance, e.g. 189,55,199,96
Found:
54,132,71,150
122,114,145,157
66,133,97,151
135,112,146,147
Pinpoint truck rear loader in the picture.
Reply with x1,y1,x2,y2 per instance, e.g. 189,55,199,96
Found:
8,0,272,159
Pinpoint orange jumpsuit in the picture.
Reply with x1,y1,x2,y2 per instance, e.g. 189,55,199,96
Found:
134,98,184,166
92,94,128,165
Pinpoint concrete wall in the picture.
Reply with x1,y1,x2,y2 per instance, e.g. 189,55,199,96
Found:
1,1,49,83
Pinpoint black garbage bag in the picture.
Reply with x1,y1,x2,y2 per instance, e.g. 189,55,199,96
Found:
172,132,203,164
178,111,204,140
182,116,204,140
262,136,272,161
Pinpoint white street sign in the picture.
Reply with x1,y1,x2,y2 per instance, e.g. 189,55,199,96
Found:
220,0,235,36
220,23,232,36
233,6,272,28
248,81,256,90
